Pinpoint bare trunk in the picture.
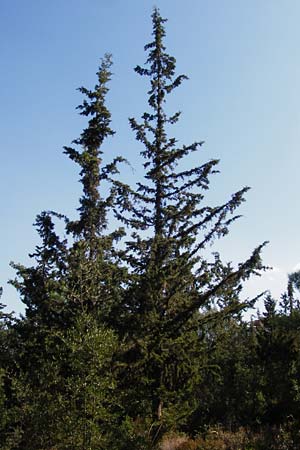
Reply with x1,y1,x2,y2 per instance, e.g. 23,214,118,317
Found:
157,400,163,420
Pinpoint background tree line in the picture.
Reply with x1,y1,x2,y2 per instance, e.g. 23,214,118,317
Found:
1,8,299,450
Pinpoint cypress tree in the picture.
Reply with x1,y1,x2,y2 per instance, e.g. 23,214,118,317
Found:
11,54,126,326
63,53,126,323
7,55,126,449
115,8,266,427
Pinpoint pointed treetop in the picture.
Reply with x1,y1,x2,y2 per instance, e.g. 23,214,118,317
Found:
63,54,116,240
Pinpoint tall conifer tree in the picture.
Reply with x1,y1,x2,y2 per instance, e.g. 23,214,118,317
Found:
8,56,126,449
11,54,125,325
63,54,126,322
115,8,266,426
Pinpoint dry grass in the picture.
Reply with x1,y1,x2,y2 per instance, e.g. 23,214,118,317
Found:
158,423,300,450
159,434,193,450
159,427,256,450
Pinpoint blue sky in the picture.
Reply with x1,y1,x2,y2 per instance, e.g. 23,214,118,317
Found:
1,0,300,316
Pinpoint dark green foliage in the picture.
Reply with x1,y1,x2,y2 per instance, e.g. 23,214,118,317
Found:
255,302,300,425
188,317,260,431
0,295,24,449
10,211,68,326
3,54,127,449
61,54,127,325
64,54,116,241
280,270,300,314
114,8,266,429
288,270,300,292
8,314,118,450
190,294,300,434
10,54,126,328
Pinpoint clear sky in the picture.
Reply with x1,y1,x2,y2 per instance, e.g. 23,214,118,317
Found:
1,0,300,316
